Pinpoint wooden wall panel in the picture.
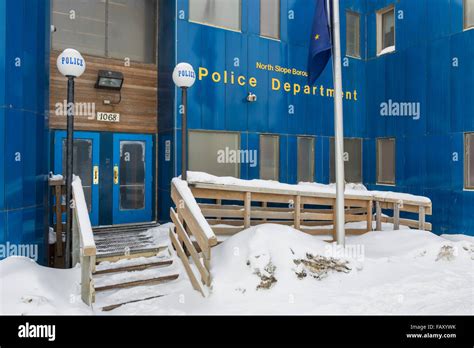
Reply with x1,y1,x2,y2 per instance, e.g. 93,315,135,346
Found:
49,51,158,134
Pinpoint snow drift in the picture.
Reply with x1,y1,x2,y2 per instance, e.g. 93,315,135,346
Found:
1,225,473,315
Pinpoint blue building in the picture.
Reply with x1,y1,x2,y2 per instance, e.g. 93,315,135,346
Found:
1,0,473,264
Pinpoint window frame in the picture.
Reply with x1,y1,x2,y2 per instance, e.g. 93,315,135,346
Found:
330,137,363,184
297,136,316,183
188,130,242,178
464,0,474,30
376,5,396,56
345,10,361,59
51,0,158,64
188,0,243,33
259,134,280,181
465,132,474,190
260,0,281,40
376,137,396,186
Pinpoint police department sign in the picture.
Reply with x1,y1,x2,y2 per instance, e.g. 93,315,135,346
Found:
56,48,86,78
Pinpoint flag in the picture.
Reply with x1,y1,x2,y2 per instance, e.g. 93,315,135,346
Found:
308,0,332,85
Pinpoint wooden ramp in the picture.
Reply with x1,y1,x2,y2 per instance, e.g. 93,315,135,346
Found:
168,177,433,297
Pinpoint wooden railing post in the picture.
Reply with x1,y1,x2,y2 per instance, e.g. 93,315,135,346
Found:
72,212,80,267
366,200,373,232
418,206,426,231
54,184,64,258
375,201,382,231
393,202,400,230
294,195,301,230
72,178,97,306
262,201,268,223
244,192,251,229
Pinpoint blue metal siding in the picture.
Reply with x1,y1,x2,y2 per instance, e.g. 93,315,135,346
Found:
0,0,50,262
159,0,474,235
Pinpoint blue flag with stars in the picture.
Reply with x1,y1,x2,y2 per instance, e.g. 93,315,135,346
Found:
308,0,332,85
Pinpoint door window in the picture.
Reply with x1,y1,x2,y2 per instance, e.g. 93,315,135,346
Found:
119,141,146,210
62,139,93,212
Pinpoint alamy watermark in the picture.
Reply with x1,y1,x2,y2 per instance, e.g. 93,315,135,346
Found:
325,243,365,262
380,99,421,120
0,242,38,261
55,100,96,120
217,147,258,168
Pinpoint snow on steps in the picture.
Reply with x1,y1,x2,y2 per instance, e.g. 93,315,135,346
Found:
90,225,186,312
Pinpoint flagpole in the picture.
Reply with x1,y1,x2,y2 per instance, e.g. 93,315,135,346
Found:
330,0,346,245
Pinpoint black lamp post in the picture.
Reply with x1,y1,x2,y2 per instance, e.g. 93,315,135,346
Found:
172,63,196,182
56,49,86,268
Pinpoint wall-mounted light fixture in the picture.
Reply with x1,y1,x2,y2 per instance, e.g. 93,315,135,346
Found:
95,70,124,105
247,92,257,103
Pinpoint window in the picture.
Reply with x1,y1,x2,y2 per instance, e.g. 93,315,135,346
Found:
260,135,279,181
465,133,474,189
189,0,241,32
376,6,395,55
465,0,474,29
330,138,363,183
298,137,315,183
62,139,93,212
346,11,360,58
52,0,157,63
377,138,396,185
260,0,280,39
188,131,241,177
107,0,157,63
119,141,146,210
52,0,106,57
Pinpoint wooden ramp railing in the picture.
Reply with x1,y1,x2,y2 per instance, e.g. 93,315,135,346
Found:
170,178,432,295
170,180,218,296
49,177,66,268
190,183,374,238
373,194,432,231
71,177,97,306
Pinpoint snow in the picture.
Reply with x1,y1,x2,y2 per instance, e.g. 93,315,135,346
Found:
186,171,431,204
370,190,431,204
49,173,63,181
72,177,95,250
379,45,395,55
441,234,474,243
3,223,471,315
0,257,90,315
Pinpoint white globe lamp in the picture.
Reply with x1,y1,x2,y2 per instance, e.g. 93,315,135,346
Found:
56,48,86,78
172,62,196,88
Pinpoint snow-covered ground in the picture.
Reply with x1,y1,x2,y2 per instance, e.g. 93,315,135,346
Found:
1,224,473,315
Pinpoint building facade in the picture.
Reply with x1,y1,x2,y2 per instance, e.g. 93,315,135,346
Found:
0,0,473,264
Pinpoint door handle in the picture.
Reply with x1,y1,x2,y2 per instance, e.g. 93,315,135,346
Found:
114,165,119,184
93,166,99,185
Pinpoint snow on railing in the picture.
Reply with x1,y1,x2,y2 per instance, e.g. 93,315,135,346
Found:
72,177,96,306
186,171,433,235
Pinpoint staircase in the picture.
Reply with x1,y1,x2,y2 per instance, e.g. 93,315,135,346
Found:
90,223,183,312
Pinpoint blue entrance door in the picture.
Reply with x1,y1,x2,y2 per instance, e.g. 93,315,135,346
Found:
54,131,100,226
112,134,153,225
